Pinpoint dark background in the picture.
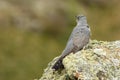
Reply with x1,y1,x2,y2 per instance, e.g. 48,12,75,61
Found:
0,0,120,80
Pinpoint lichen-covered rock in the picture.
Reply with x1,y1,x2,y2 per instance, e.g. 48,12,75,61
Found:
39,40,120,80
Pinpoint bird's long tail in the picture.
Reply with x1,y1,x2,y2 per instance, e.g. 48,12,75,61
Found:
52,57,64,70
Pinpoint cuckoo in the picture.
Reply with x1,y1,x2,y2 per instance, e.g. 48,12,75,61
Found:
52,15,91,70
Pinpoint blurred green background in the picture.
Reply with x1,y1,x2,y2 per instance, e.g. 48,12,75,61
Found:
0,0,120,80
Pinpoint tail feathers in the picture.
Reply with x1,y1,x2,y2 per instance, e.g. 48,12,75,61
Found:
52,58,64,70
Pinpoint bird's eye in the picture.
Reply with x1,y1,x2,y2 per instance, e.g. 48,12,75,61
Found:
87,25,89,28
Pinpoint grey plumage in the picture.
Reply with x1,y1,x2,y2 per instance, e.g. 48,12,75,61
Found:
52,15,91,70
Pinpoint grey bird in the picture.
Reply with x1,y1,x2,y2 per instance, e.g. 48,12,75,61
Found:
52,15,91,70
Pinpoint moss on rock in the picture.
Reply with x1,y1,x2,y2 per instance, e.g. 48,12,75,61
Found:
39,40,120,80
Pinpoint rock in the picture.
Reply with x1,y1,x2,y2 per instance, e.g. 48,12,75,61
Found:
39,40,120,80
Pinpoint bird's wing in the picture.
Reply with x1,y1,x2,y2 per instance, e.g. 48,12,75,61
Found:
58,26,77,59
60,39,74,58
67,26,77,41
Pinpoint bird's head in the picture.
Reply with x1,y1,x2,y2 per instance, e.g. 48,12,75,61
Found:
75,15,86,22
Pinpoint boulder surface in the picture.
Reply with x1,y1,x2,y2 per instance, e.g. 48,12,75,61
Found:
39,40,120,80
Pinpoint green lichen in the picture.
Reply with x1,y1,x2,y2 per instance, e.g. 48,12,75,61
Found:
39,40,120,80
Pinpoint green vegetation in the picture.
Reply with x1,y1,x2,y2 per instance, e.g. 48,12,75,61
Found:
0,28,66,80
